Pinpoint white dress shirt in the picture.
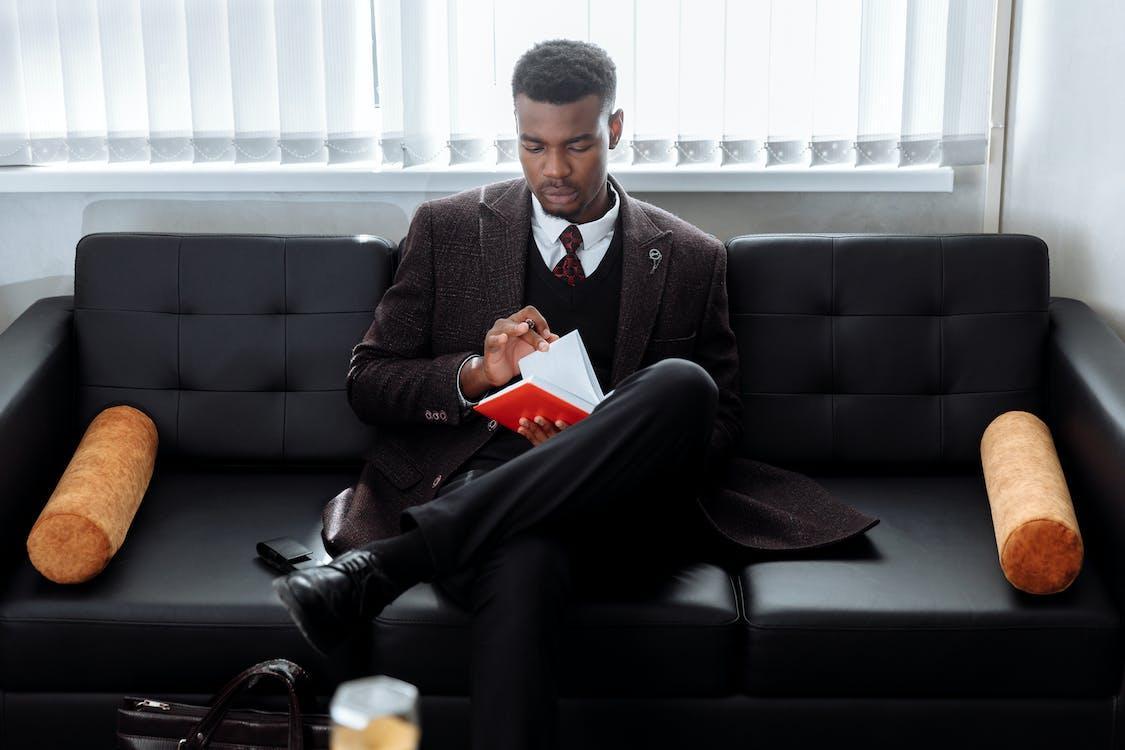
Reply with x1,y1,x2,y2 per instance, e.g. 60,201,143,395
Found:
530,179,619,278
456,180,620,411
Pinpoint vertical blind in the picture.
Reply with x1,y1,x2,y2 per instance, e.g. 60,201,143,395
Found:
0,0,376,166
378,0,995,168
0,0,994,169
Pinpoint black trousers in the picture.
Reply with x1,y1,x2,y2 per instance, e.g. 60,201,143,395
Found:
398,358,721,750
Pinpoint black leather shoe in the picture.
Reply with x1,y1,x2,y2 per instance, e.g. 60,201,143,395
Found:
272,548,407,656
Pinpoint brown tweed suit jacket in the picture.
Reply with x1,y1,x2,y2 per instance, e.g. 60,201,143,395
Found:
323,173,879,558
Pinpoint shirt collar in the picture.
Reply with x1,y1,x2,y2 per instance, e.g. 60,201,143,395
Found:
530,179,619,252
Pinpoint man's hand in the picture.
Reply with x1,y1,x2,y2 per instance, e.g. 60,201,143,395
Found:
517,416,570,446
482,305,560,386
460,305,560,400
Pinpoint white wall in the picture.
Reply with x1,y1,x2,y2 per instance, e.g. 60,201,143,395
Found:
0,167,985,333
1001,0,1125,338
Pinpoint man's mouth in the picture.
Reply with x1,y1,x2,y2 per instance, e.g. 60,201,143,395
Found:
542,188,578,204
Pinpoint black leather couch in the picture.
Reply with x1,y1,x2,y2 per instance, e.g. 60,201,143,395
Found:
1,232,1122,748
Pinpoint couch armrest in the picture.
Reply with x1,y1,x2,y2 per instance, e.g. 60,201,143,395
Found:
1047,297,1125,592
0,296,77,575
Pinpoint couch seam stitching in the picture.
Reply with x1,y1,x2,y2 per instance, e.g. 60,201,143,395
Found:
727,574,741,625
731,310,1044,318
373,619,739,629
282,237,287,461
176,237,182,452
72,308,374,316
740,388,1039,397
0,618,303,628
78,385,347,393
741,622,1116,632
830,237,836,464
939,236,945,463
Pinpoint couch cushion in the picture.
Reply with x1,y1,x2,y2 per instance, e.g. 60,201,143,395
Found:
738,472,1121,698
372,560,742,698
0,465,366,693
73,233,393,463
727,234,1049,470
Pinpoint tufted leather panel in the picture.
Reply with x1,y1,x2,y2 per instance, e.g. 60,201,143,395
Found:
738,472,1121,698
73,233,394,462
726,234,1050,469
0,464,740,698
0,466,364,693
371,561,742,698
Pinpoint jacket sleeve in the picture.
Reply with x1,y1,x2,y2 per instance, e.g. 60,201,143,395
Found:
695,242,744,481
346,200,479,427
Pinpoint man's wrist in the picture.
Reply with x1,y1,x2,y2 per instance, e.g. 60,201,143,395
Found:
456,353,488,407
465,354,494,401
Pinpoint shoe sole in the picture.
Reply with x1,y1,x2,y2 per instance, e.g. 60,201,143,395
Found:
272,575,348,658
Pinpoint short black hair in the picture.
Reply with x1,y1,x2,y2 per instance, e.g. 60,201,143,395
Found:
511,39,616,114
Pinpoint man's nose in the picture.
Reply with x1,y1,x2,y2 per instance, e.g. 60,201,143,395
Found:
542,148,570,178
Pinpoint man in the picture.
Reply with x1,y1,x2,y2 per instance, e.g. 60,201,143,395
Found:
275,39,878,749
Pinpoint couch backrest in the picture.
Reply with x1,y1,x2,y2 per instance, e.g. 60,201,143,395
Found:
726,234,1049,471
74,233,393,463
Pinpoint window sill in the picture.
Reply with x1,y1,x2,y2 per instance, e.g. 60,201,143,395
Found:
0,162,954,194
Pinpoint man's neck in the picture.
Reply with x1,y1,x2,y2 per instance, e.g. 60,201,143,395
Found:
584,179,614,223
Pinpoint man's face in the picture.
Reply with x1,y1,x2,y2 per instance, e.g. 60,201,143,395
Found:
514,92,624,223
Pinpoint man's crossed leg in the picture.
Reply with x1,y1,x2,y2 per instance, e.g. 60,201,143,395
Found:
400,356,718,578
273,357,719,657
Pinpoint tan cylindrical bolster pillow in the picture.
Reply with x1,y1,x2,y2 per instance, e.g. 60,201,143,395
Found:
980,410,1083,594
27,405,158,584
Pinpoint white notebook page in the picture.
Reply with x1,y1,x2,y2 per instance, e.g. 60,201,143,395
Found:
517,329,605,405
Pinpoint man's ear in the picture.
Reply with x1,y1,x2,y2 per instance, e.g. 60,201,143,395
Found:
608,108,624,149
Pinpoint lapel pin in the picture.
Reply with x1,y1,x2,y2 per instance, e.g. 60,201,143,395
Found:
648,248,662,274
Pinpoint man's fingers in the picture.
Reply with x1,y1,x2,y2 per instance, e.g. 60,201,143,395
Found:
521,329,550,352
484,319,526,354
517,417,542,445
519,416,559,444
513,306,551,336
507,318,548,351
491,318,528,338
484,330,509,354
515,420,542,436
511,307,553,350
493,318,549,352
532,416,559,436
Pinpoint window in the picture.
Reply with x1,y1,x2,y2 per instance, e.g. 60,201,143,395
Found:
0,0,994,172
0,0,376,165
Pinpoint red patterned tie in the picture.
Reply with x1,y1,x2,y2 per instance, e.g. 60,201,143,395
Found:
552,224,586,286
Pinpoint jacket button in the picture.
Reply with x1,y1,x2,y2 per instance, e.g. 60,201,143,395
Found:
487,419,497,430
439,410,447,421
431,474,442,488
425,410,433,420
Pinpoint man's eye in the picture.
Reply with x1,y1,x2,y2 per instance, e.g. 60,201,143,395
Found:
570,146,591,153
524,145,544,153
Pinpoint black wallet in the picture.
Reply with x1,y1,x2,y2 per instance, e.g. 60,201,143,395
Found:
256,537,327,573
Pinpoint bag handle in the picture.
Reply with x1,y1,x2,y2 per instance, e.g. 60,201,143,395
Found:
182,658,315,750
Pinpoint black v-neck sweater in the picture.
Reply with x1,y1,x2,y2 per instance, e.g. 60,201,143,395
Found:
462,213,625,470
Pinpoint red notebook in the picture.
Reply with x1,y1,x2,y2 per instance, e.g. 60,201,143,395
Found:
473,330,614,433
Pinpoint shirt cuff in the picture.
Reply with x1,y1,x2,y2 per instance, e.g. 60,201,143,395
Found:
456,353,484,414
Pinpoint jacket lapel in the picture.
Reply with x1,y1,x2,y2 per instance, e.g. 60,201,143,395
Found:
478,173,672,389
479,179,531,322
606,173,672,387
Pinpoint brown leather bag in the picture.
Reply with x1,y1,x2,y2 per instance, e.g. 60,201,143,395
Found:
116,658,331,749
